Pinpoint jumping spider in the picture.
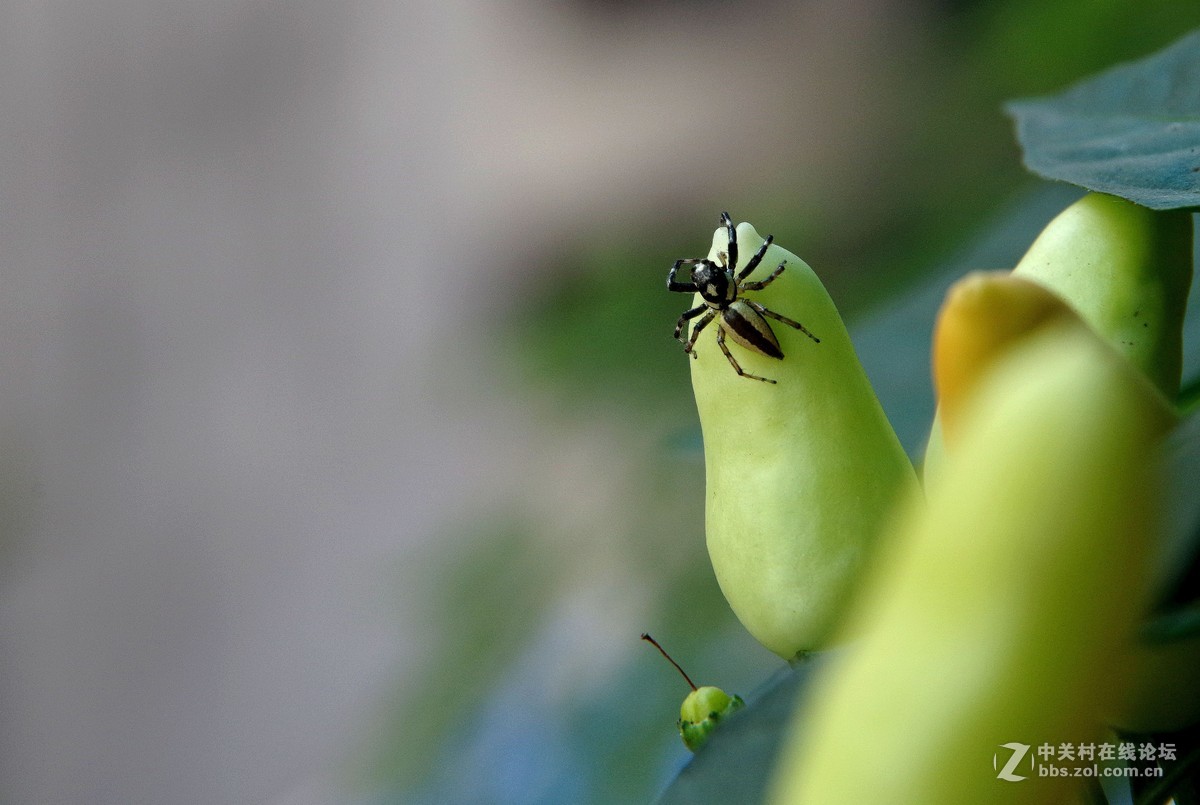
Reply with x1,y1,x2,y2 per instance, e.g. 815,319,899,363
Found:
667,212,819,384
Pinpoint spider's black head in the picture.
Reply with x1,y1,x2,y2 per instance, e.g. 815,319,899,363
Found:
691,261,735,306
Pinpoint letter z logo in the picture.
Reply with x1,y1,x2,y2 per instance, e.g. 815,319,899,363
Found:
994,742,1031,781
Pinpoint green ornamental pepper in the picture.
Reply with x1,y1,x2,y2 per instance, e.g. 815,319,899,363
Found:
1011,191,1193,398
670,213,918,659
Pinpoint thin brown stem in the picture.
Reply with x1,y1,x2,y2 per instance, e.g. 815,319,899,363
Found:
641,633,697,691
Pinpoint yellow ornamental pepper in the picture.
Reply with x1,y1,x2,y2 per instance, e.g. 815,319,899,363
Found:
1011,192,1193,398
931,272,1076,446
770,323,1170,804
669,213,918,659
924,273,1081,488
928,271,1176,452
924,255,1196,738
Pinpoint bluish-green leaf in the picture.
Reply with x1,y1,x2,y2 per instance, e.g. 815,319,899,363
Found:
1006,29,1200,209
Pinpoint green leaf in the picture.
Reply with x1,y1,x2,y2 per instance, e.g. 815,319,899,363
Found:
1006,29,1200,209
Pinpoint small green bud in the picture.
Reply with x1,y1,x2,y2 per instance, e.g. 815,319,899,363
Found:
679,686,745,753
642,633,744,752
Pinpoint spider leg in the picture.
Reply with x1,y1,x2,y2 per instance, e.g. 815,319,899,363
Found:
746,300,820,343
737,234,775,280
668,259,702,292
683,309,717,356
740,261,786,291
716,325,776,383
673,304,708,343
721,212,737,275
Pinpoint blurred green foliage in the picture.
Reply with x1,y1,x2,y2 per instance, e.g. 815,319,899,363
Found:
510,235,694,409
364,518,558,788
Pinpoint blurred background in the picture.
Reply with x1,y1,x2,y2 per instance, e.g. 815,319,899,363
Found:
2,1,1199,803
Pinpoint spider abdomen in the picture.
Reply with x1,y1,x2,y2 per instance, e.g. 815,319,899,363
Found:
721,301,783,359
